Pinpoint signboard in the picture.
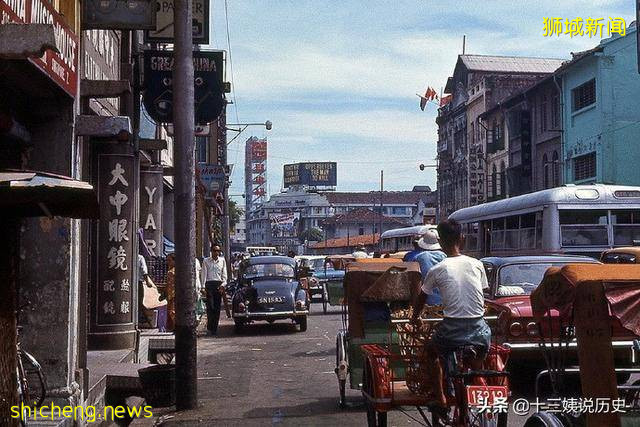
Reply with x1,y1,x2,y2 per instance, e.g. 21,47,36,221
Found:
283,162,337,188
82,0,155,30
143,49,224,124
83,30,120,115
140,166,163,257
197,163,227,215
270,212,300,238
97,154,135,326
0,0,79,97
145,0,209,44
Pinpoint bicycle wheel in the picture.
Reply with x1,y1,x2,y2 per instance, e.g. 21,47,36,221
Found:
19,350,46,407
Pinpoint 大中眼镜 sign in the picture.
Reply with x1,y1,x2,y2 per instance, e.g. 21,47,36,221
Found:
283,162,337,188
142,49,224,124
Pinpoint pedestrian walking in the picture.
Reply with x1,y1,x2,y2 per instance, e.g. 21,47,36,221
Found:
201,244,227,335
165,253,176,332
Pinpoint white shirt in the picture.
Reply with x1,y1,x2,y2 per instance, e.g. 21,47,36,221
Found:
194,258,202,291
201,256,227,286
421,255,488,318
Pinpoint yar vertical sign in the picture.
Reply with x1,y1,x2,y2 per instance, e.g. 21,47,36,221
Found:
140,166,163,257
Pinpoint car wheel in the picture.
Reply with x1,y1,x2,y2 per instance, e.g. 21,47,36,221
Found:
297,316,308,332
234,319,245,334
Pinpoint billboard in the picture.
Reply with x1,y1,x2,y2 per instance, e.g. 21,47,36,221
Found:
270,212,300,238
283,162,337,188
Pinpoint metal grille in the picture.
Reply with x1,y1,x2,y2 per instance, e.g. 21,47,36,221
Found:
573,152,596,181
572,79,596,111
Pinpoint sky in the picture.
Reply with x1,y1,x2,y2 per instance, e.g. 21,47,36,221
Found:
205,0,634,198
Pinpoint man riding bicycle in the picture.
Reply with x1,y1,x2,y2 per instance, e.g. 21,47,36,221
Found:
411,219,491,406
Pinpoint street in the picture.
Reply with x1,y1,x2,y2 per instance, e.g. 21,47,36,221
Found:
155,304,529,427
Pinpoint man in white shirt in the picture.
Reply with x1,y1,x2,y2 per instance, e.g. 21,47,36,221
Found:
411,219,491,404
201,244,227,335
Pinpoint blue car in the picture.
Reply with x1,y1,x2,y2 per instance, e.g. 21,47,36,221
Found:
232,256,309,333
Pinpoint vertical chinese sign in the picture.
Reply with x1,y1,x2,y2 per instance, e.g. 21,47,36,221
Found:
140,166,163,257
93,154,136,348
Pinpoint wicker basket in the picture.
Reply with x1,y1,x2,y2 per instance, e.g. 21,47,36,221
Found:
391,307,442,396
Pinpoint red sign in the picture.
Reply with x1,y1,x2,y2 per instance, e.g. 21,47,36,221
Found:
0,0,79,97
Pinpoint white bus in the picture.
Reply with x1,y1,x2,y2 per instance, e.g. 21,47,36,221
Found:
246,246,278,256
449,184,640,259
380,225,438,254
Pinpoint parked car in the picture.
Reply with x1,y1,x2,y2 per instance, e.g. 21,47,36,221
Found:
601,246,640,264
232,256,309,333
482,255,601,364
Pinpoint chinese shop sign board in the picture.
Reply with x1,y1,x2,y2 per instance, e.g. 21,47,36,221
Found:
97,154,135,325
140,166,163,257
0,0,79,97
145,0,210,44
142,49,224,124
82,0,156,30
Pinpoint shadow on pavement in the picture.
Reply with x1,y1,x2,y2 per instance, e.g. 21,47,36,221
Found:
242,396,365,419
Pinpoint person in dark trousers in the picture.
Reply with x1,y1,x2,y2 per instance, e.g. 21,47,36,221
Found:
201,244,227,335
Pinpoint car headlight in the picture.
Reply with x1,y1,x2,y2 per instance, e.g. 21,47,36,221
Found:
509,321,523,337
526,322,539,337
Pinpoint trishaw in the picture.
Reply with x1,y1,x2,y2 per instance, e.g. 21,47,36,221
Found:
297,255,353,314
526,264,640,427
353,264,511,426
335,259,420,408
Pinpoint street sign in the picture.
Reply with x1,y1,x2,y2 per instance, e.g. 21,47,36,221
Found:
82,0,156,30
142,49,224,124
145,0,210,44
197,163,227,197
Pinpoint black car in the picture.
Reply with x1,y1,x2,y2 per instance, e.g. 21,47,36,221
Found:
232,256,309,333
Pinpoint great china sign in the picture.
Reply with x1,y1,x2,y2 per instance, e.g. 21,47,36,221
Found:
0,0,79,97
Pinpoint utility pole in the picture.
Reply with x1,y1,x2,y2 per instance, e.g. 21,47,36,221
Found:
172,0,197,409
379,170,384,251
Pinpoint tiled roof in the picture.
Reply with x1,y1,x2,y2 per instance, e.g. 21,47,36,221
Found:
323,207,410,226
321,191,429,205
309,233,379,249
460,54,565,74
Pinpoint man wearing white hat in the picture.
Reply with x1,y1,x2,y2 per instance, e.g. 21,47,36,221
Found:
403,228,446,305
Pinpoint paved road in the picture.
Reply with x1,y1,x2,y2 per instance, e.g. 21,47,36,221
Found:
158,303,531,426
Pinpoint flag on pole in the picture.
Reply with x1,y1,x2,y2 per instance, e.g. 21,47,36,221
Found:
418,87,440,111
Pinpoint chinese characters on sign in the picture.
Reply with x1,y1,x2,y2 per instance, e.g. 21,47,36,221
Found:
543,17,626,37
140,167,163,257
98,155,135,325
197,163,227,215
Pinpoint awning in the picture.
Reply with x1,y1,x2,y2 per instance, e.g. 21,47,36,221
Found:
0,170,98,218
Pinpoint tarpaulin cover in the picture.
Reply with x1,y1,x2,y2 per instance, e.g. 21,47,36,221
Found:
360,265,421,302
531,264,640,335
345,261,420,338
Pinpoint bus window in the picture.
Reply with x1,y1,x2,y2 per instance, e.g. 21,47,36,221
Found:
520,213,536,249
505,216,519,249
611,210,640,246
465,222,479,251
491,218,505,250
535,212,543,249
559,210,608,247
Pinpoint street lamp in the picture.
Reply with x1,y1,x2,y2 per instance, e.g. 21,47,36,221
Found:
226,121,272,144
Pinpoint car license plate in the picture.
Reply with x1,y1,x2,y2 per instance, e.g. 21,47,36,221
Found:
466,385,508,407
258,296,285,304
